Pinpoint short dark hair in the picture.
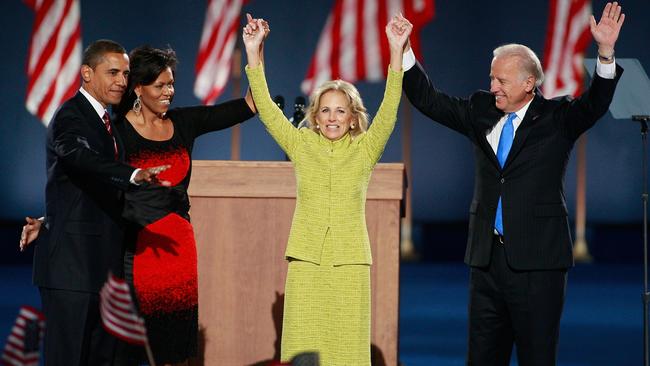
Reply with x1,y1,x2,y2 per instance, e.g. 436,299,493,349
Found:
82,39,126,69
115,46,178,117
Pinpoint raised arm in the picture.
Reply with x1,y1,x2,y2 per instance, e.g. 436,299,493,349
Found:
243,15,301,156
387,14,411,72
590,1,625,64
243,14,266,68
243,13,269,113
560,1,625,140
363,15,410,165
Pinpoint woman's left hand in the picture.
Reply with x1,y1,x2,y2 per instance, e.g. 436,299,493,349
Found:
243,14,268,55
386,14,413,53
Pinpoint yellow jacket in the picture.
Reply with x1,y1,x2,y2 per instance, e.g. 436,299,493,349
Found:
246,65,403,265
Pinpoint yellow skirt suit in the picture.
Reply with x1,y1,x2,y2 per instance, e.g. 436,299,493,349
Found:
246,65,403,366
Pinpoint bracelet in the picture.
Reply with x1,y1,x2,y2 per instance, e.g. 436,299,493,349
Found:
598,51,615,62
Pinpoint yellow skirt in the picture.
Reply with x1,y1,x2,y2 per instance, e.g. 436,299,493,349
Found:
281,236,371,366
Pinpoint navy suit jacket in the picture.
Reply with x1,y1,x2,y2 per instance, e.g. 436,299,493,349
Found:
33,92,135,292
403,61,623,270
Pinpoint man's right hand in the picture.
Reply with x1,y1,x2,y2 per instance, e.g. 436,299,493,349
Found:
20,216,43,251
133,165,172,186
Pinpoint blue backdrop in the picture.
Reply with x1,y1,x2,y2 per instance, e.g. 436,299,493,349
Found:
1,0,649,223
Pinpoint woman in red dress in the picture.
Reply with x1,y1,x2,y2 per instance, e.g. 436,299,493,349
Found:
114,46,256,365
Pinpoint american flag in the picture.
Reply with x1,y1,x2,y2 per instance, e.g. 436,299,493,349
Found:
542,0,592,98
194,0,246,105
99,273,148,346
0,306,45,366
301,0,434,94
24,0,82,125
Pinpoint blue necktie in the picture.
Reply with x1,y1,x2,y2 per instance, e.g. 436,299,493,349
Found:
494,112,516,235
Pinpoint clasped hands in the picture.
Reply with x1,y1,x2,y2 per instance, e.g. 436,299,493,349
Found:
134,165,172,187
242,12,412,67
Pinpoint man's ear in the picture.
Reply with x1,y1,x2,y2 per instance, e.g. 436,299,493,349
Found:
81,65,92,83
525,75,535,93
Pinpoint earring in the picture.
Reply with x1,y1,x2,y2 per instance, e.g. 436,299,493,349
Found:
316,124,320,129
132,95,142,115
351,124,355,129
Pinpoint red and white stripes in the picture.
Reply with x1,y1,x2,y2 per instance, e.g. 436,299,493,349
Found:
24,0,82,125
0,306,45,366
301,0,434,95
194,0,245,105
542,0,592,98
99,273,148,345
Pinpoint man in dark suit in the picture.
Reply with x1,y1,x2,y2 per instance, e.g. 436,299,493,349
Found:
400,2,625,365
29,40,168,366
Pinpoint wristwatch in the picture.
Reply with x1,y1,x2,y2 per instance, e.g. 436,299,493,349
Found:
598,51,615,62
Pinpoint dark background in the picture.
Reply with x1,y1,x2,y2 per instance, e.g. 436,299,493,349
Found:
1,0,649,264
0,2,647,364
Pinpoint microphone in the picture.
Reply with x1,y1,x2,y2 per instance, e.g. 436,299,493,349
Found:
632,115,650,134
273,95,285,112
291,96,306,127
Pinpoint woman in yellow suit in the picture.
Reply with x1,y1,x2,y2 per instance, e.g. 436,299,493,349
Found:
243,14,412,366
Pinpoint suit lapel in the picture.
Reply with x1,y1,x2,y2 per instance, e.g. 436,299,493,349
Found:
475,101,503,170
75,93,106,134
74,93,118,159
503,95,544,169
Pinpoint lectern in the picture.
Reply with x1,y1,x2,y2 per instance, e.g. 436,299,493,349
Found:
188,160,405,366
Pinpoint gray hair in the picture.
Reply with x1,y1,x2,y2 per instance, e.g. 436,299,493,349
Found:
493,44,544,88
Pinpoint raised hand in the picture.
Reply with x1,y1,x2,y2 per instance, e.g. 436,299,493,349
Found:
386,14,413,53
386,14,413,72
243,14,268,67
590,2,625,58
246,13,270,40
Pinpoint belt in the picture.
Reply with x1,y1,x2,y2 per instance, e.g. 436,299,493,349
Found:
493,234,504,244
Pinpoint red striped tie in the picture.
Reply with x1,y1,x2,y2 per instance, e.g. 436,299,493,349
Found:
102,112,118,159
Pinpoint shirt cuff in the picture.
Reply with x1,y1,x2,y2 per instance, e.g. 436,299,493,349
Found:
595,57,616,79
403,48,416,71
129,168,141,185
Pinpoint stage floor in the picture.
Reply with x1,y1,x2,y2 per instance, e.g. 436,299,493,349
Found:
0,263,641,365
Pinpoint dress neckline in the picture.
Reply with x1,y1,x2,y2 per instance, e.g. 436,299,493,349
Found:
124,116,176,143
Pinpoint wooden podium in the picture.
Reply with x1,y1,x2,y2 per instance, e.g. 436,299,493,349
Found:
188,160,405,366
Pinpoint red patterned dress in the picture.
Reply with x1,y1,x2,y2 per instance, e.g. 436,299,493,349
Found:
116,99,254,363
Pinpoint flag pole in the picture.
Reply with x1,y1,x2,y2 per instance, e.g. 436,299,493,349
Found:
230,42,243,161
573,65,592,263
573,134,592,262
100,272,157,366
144,340,157,366
400,97,417,260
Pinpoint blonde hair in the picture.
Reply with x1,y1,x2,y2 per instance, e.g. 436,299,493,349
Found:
302,79,369,138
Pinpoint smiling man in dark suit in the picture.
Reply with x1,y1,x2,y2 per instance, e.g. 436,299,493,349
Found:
29,39,168,366
401,2,625,365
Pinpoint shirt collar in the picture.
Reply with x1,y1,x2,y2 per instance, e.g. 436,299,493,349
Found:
79,87,108,119
510,95,535,123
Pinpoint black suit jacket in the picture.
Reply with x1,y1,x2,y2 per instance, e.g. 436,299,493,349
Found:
33,92,136,292
403,61,623,270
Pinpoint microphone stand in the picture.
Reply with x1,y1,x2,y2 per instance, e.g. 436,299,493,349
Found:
635,114,650,366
